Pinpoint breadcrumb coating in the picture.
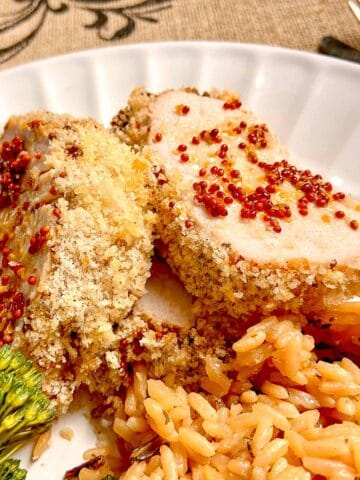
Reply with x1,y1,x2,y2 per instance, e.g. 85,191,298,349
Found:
111,88,360,318
1,111,154,412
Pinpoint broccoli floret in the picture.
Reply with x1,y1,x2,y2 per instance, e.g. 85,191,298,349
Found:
0,346,42,389
0,459,26,480
0,346,55,466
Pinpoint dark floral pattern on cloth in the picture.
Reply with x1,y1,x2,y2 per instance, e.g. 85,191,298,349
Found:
0,0,172,64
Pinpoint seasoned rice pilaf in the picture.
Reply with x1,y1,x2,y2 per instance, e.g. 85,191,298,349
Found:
115,309,360,480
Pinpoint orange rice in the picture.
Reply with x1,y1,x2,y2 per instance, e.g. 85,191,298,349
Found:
111,313,360,480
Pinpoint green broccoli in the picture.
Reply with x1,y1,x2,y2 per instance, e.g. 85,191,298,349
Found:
0,459,26,480
0,345,55,469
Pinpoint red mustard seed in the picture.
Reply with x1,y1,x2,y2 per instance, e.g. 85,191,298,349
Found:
154,133,162,142
247,152,258,164
350,220,359,230
254,201,264,211
53,208,61,218
223,100,241,110
40,226,50,235
27,276,37,285
30,119,41,129
324,182,333,192
316,198,328,208
219,206,228,216
192,136,200,145
178,144,187,152
230,169,241,179
180,154,189,162
265,185,275,193
306,192,315,202
209,184,220,194
335,210,345,219
16,152,31,168
333,192,346,200
13,309,23,319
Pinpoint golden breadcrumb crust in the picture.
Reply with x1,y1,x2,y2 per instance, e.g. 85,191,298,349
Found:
4,111,154,412
111,88,360,318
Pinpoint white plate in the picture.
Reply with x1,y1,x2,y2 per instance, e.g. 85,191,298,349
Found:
1,41,359,478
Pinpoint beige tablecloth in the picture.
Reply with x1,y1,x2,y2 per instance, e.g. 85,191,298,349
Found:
1,0,360,70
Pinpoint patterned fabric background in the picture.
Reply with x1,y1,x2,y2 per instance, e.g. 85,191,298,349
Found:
0,0,359,69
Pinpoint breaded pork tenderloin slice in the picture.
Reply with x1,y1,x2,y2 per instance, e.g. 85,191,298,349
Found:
0,111,153,411
87,257,237,405
112,88,360,316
